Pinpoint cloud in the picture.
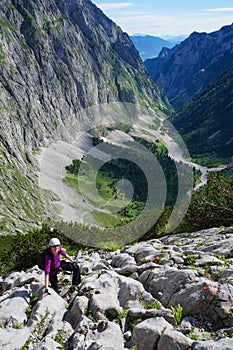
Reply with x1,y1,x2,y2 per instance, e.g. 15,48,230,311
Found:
205,7,233,12
96,2,135,10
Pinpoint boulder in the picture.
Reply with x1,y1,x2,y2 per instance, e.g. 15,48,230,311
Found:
68,295,89,328
128,317,173,350
71,320,125,350
0,288,30,327
193,337,233,349
157,328,193,349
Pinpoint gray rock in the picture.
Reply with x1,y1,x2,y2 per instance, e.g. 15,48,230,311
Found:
157,328,193,349
111,253,136,268
139,267,198,306
128,317,173,350
82,270,145,319
72,320,125,350
193,337,233,349
68,295,89,328
0,0,160,235
195,254,224,267
37,337,62,350
27,288,67,327
0,267,44,294
179,318,193,334
0,288,30,327
1,227,233,348
0,327,31,350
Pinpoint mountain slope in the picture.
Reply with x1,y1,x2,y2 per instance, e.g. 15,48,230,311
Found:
170,67,233,163
0,0,167,234
130,35,174,60
145,23,233,109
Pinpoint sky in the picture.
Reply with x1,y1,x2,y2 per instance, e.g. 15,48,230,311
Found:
92,0,233,37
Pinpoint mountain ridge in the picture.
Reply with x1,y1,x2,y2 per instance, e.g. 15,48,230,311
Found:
130,35,175,60
145,23,233,109
0,0,167,234
170,67,233,163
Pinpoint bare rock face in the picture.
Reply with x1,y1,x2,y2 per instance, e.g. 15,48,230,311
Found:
1,227,233,349
0,0,166,234
145,23,233,109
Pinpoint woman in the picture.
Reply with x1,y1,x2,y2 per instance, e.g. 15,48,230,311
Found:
44,237,81,294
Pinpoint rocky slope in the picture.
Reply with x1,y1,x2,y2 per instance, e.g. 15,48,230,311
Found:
0,0,167,234
1,227,233,349
145,23,233,109
170,67,233,161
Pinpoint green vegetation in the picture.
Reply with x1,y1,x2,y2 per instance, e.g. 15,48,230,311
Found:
140,299,162,310
40,309,50,325
171,304,183,324
117,309,129,322
0,224,83,275
13,322,24,329
187,327,211,341
177,172,233,232
0,164,56,235
1,166,232,274
22,339,32,350
184,254,197,266
194,241,204,250
26,293,40,320
171,68,233,165
55,331,67,349
64,135,185,230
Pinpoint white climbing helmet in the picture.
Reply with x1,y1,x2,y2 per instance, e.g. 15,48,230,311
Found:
49,238,61,246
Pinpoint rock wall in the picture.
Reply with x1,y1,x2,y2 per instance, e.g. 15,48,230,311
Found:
145,23,233,109
0,0,166,234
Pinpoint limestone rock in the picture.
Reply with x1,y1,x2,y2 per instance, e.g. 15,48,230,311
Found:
1,227,233,349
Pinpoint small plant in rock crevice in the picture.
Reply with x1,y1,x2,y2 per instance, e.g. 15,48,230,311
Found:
140,298,162,310
25,293,40,320
55,331,67,349
184,254,197,266
40,309,50,326
145,301,162,310
116,309,129,323
171,304,183,324
187,327,211,341
13,322,24,329
21,338,33,350
130,345,137,350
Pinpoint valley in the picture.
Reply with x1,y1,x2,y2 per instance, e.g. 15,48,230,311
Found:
0,1,233,348
37,103,232,238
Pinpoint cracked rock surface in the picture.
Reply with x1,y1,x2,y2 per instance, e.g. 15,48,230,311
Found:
1,227,233,349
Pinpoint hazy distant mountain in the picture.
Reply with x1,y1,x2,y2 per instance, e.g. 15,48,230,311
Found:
130,35,175,60
159,34,188,44
170,67,233,162
145,24,233,109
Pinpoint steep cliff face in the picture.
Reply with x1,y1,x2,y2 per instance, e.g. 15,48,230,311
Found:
0,0,166,234
145,23,233,109
170,67,233,161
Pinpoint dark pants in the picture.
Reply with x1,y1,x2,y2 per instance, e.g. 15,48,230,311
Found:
49,261,81,292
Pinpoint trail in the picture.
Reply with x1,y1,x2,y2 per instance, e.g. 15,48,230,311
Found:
37,120,232,226
133,118,232,191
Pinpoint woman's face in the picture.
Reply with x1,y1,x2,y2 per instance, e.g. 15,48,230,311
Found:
51,245,60,254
